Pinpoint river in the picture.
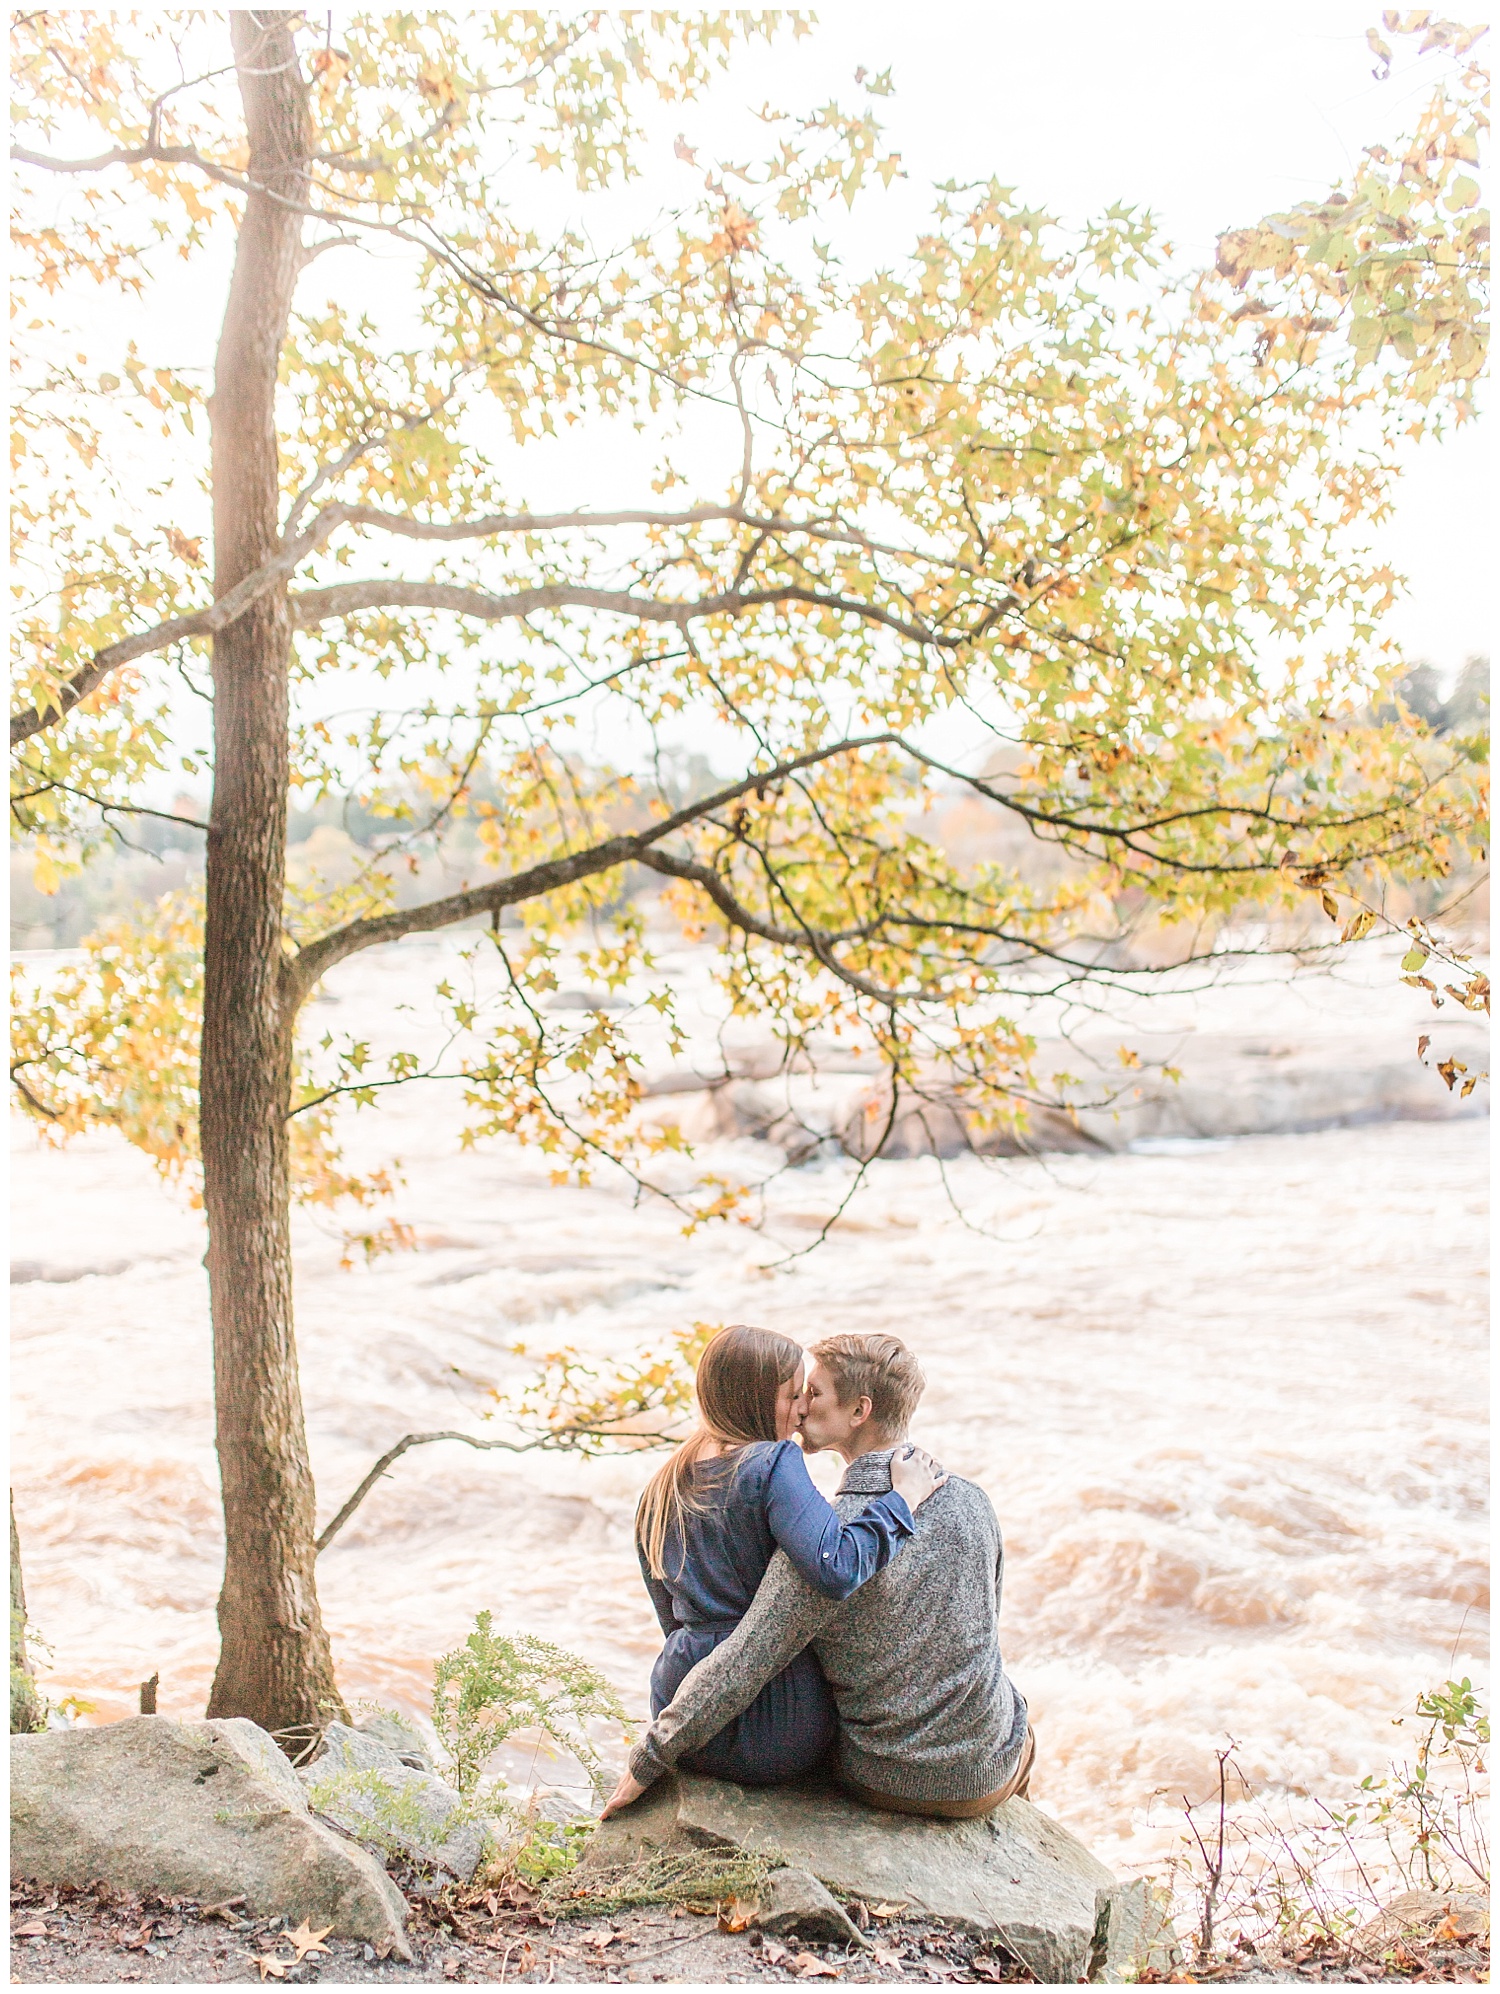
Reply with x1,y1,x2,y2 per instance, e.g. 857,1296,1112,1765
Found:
9,938,1488,1878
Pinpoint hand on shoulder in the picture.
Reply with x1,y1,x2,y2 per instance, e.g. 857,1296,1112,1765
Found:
890,1443,947,1510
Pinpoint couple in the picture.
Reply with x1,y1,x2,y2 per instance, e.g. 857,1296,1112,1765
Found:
602,1325,1033,1822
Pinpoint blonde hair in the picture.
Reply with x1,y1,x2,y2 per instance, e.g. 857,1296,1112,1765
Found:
636,1324,803,1581
809,1333,925,1438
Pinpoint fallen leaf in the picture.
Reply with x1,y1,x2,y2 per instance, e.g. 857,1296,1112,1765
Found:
719,1898,756,1933
201,1897,248,1923
792,1954,840,1979
971,1957,1008,1985
120,1924,154,1950
286,1918,333,1962
872,1944,905,1968
1417,1034,1431,1058
589,1930,619,1950
869,1902,905,1919
761,1938,790,1965
252,1955,289,1980
442,1961,460,1981
13,1919,49,1938
1434,1911,1484,1943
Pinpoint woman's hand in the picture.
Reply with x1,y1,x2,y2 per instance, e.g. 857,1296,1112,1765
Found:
890,1443,947,1510
599,1767,650,1819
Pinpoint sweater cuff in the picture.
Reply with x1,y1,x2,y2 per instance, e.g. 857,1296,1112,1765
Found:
874,1488,915,1533
628,1736,672,1787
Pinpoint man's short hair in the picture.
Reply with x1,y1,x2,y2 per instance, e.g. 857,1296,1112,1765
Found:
809,1333,926,1437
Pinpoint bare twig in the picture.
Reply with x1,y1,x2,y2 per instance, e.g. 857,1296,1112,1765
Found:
315,1430,543,1553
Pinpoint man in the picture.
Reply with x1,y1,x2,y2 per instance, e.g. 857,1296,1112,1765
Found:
603,1332,1033,1819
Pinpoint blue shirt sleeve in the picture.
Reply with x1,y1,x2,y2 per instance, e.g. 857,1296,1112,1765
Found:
761,1442,915,1600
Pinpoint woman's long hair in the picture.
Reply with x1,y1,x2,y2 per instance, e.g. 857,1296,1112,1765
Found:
636,1323,804,1580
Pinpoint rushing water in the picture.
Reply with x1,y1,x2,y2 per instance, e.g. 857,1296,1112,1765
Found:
9,940,1488,1875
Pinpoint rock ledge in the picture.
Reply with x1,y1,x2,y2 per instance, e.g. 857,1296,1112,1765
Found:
582,1770,1176,1983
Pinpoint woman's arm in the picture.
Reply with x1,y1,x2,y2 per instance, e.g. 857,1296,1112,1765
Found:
763,1443,918,1600
636,1541,680,1638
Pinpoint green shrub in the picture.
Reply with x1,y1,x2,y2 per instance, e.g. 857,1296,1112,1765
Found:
432,1611,627,1801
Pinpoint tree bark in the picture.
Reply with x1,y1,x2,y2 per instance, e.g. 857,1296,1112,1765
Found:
11,1494,44,1734
202,12,343,1733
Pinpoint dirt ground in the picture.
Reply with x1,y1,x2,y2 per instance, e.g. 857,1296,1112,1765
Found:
8,1879,1036,1985
9,1878,1490,1985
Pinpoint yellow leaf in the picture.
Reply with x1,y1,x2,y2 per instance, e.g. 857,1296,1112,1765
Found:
286,1920,333,1962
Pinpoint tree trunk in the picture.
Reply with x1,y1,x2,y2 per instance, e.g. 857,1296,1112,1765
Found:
202,12,343,1734
11,1494,44,1734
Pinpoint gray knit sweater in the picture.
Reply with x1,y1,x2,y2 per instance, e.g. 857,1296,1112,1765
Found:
629,1448,1028,1804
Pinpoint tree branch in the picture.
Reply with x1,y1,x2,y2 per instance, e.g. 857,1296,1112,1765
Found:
10,490,995,745
315,1430,542,1554
323,498,966,571
10,508,348,745
281,735,898,1005
12,140,250,192
290,577,964,649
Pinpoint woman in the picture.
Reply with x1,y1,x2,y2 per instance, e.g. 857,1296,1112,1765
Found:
630,1322,943,1788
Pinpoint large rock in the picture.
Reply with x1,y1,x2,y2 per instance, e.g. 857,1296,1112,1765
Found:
1353,1887,1489,1954
752,1866,866,1947
300,1722,485,1881
353,1710,437,1772
582,1771,1170,1983
10,1716,410,1956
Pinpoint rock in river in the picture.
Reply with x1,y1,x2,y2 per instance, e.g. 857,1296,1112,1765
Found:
582,1770,1176,1984
10,1716,410,1956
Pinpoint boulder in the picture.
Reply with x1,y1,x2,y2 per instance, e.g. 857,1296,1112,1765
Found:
752,1866,866,1947
581,1771,1168,1984
1353,1887,1489,1955
10,1716,410,1956
301,1722,485,1881
352,1711,437,1772
1090,1876,1181,1985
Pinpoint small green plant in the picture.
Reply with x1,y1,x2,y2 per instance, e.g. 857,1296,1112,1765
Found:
513,1815,596,1885
303,1762,486,1870
432,1612,627,1800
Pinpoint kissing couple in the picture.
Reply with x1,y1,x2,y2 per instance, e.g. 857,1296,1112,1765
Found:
602,1325,1034,1822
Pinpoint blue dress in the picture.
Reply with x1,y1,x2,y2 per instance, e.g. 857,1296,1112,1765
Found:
639,1439,914,1785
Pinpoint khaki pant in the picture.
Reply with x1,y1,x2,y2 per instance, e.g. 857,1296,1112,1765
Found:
841,1722,1036,1821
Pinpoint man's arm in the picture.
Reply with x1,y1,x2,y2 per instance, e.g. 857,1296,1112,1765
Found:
628,1549,838,1786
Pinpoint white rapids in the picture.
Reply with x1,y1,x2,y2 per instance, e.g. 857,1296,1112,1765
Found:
9,938,1488,1875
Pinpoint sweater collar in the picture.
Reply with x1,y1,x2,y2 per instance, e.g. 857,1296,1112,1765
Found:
836,1447,898,1495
